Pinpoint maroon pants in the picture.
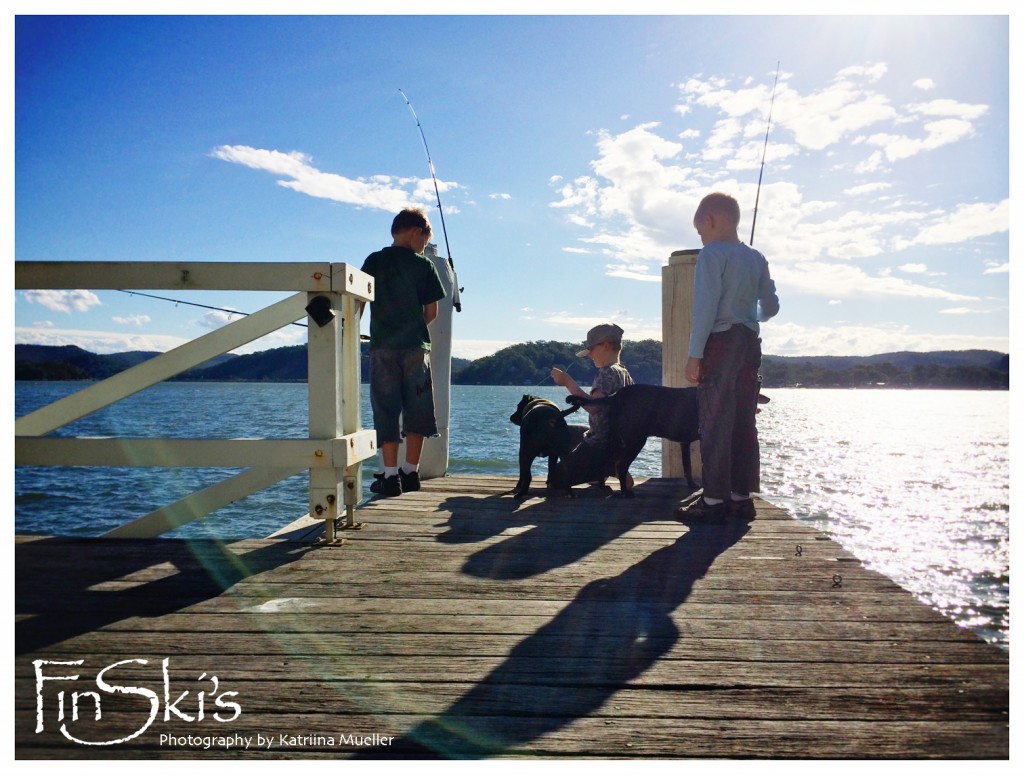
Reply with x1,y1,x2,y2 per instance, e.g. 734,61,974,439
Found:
697,325,762,500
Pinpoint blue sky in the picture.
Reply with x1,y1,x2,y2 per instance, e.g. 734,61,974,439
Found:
10,4,1014,360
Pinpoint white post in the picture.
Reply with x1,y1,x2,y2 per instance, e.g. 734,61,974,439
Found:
393,243,455,480
661,248,701,480
338,287,364,527
307,291,346,543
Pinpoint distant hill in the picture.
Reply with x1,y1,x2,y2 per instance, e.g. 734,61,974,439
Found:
14,344,235,381
14,341,1009,389
759,350,1008,389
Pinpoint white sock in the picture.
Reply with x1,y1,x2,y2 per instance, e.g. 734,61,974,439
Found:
401,462,419,475
384,466,400,478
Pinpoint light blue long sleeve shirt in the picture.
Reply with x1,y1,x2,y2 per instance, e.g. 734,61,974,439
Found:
688,240,780,359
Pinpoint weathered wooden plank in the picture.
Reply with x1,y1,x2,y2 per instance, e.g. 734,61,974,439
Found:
16,595,961,629
18,631,1007,664
15,714,1009,759
13,678,1007,721
16,654,1008,690
15,612,987,644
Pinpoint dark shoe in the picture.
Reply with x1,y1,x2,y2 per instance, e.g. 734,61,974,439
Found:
675,496,728,521
728,498,756,520
399,469,421,492
370,473,402,497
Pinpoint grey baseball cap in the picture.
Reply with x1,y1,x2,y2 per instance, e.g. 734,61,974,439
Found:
576,323,624,357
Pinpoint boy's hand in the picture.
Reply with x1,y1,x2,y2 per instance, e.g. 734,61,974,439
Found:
551,367,568,386
685,357,702,385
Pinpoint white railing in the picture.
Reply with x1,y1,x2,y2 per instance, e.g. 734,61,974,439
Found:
14,261,375,544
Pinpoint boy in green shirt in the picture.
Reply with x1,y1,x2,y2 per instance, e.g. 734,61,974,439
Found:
360,208,446,497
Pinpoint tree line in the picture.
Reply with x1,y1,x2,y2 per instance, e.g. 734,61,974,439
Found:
16,341,1009,389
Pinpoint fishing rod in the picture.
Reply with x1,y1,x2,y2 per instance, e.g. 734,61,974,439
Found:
117,289,308,328
749,61,780,247
398,88,462,312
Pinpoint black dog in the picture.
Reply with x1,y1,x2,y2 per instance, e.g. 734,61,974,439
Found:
567,385,699,497
509,394,582,499
567,385,770,497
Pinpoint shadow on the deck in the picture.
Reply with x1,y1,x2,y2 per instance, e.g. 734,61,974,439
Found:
357,517,750,759
15,537,311,655
437,480,682,580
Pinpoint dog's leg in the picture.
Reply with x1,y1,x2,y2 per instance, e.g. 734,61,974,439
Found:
513,448,535,499
545,453,558,489
614,436,646,498
681,441,697,489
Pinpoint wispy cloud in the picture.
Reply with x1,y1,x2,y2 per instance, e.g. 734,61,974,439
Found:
196,309,246,330
21,289,101,314
773,262,976,302
211,145,455,212
761,321,1007,357
112,314,151,327
14,326,186,353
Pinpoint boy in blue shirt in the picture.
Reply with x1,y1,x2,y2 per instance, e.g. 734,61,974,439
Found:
677,193,779,520
360,208,446,497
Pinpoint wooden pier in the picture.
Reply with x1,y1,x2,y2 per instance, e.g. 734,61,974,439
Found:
15,475,1008,759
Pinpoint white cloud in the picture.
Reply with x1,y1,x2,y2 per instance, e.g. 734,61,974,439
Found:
112,314,151,327
489,193,512,200
897,263,928,274
33,320,55,328
864,117,976,162
894,199,1009,249
13,323,306,357
21,289,101,314
907,99,987,120
772,262,977,302
451,339,516,360
984,261,1009,275
606,265,661,282
197,309,246,329
912,78,936,91
760,321,1007,357
836,63,888,81
211,144,451,212
844,182,891,196
14,327,188,353
939,307,974,315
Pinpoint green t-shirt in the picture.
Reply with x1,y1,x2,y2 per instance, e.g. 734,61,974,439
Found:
360,245,446,351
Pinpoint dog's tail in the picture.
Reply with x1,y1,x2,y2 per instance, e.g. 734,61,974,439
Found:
565,393,613,409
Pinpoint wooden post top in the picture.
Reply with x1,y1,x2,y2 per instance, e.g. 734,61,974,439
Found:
668,248,699,266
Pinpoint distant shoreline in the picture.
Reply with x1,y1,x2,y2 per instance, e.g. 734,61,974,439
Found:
14,342,1009,391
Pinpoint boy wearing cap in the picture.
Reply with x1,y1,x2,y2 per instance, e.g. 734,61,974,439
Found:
551,323,634,489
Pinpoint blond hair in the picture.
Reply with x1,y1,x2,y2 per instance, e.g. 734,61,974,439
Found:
694,192,741,228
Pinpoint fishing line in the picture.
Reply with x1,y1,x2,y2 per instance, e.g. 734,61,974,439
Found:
116,289,309,328
398,88,462,312
749,61,780,247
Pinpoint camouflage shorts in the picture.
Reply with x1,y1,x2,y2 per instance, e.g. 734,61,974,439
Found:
369,348,438,444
